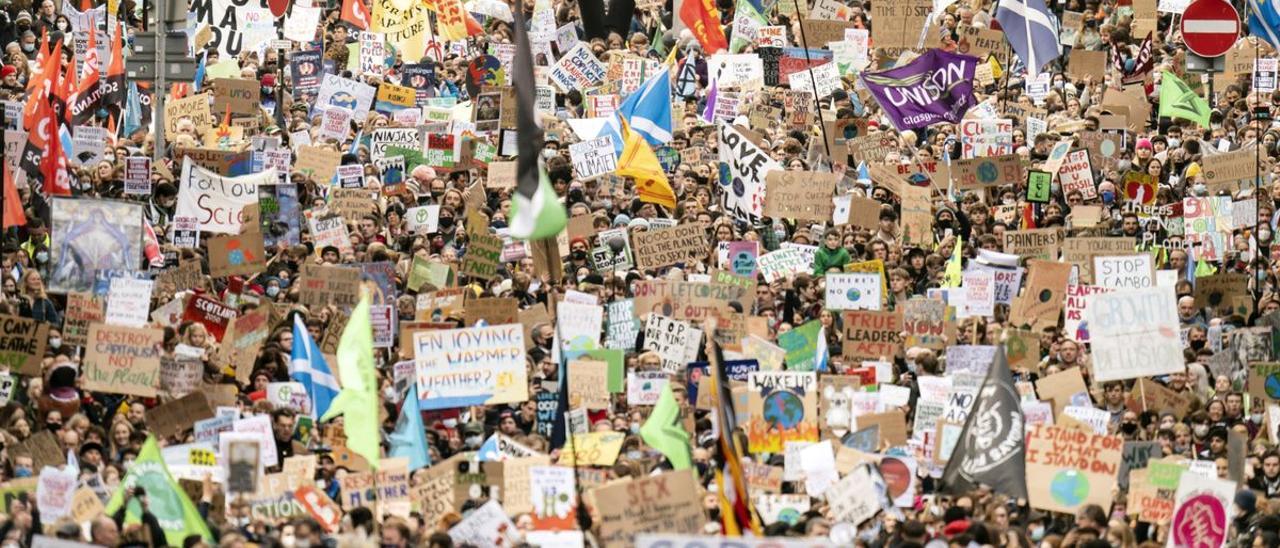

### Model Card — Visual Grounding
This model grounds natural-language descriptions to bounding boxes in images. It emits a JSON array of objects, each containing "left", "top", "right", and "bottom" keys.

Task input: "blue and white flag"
[
  {"left": 1249, "top": 0, "right": 1280, "bottom": 50},
  {"left": 388, "top": 384, "right": 431, "bottom": 471},
  {"left": 289, "top": 315, "right": 340, "bottom": 419},
  {"left": 597, "top": 68, "right": 674, "bottom": 156},
  {"left": 996, "top": 0, "right": 1060, "bottom": 78}
]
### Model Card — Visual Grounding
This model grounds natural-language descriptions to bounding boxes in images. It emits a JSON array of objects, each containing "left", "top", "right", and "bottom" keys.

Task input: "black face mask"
[
  {"left": 438, "top": 217, "right": 454, "bottom": 230},
  {"left": 1190, "top": 339, "right": 1207, "bottom": 351},
  {"left": 1121, "top": 422, "right": 1139, "bottom": 435},
  {"left": 571, "top": 250, "right": 587, "bottom": 261}
]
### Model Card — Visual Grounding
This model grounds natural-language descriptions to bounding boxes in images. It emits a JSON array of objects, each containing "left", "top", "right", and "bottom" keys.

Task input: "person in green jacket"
[{"left": 812, "top": 228, "right": 851, "bottom": 276}]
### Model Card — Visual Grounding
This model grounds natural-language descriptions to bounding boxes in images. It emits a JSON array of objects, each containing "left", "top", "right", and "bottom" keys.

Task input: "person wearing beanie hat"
[
  {"left": 627, "top": 217, "right": 650, "bottom": 232},
  {"left": 613, "top": 213, "right": 631, "bottom": 227}
]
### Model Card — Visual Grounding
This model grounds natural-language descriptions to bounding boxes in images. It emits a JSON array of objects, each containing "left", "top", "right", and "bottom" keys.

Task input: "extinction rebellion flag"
[{"left": 859, "top": 49, "right": 980, "bottom": 132}]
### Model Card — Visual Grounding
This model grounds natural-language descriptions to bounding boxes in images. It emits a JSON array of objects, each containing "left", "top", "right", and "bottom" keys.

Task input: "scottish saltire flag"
[
  {"left": 289, "top": 315, "right": 340, "bottom": 419},
  {"left": 996, "top": 0, "right": 1060, "bottom": 78},
  {"left": 1249, "top": 0, "right": 1280, "bottom": 49},
  {"left": 597, "top": 68, "right": 675, "bottom": 156}
]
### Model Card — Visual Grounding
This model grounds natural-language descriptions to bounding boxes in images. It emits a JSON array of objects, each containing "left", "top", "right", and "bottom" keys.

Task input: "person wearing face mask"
[{"left": 461, "top": 421, "right": 485, "bottom": 449}]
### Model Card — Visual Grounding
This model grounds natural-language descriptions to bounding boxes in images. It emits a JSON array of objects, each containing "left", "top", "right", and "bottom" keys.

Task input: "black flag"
[{"left": 940, "top": 347, "right": 1028, "bottom": 499}]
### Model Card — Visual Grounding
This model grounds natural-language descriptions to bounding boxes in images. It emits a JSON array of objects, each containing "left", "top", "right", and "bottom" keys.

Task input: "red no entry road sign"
[{"left": 1181, "top": 0, "right": 1241, "bottom": 58}]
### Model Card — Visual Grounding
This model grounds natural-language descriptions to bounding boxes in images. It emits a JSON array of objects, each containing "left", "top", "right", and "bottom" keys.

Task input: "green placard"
[{"left": 1027, "top": 169, "right": 1052, "bottom": 203}]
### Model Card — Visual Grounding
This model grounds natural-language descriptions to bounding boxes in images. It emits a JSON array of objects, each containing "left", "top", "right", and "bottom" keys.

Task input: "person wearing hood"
[{"left": 934, "top": 205, "right": 970, "bottom": 245}]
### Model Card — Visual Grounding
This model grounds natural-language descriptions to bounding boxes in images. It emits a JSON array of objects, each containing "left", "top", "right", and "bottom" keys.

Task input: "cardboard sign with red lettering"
[
  {"left": 83, "top": 323, "right": 164, "bottom": 397},
  {"left": 591, "top": 469, "right": 704, "bottom": 546},
  {"left": 1025, "top": 424, "right": 1123, "bottom": 514},
  {"left": 182, "top": 294, "right": 238, "bottom": 341},
  {"left": 841, "top": 310, "right": 903, "bottom": 361}
]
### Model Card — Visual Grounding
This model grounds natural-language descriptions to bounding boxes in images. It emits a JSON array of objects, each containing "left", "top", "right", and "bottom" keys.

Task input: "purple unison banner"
[{"left": 859, "top": 49, "right": 980, "bottom": 132}]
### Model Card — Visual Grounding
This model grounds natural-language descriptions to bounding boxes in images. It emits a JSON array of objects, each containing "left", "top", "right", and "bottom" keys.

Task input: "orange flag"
[{"left": 2, "top": 163, "right": 26, "bottom": 229}]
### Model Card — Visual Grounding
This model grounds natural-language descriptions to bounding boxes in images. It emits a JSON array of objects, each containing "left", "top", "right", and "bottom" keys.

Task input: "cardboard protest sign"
[
  {"left": 631, "top": 224, "right": 708, "bottom": 271},
  {"left": 1025, "top": 424, "right": 1123, "bottom": 514},
  {"left": 902, "top": 298, "right": 947, "bottom": 350},
  {"left": 1127, "top": 377, "right": 1191, "bottom": 418},
  {"left": 164, "top": 93, "right": 214, "bottom": 136},
  {"left": 460, "top": 231, "right": 503, "bottom": 280},
  {"left": 1086, "top": 286, "right": 1183, "bottom": 382},
  {"left": 746, "top": 372, "right": 818, "bottom": 453},
  {"left": 1093, "top": 254, "right": 1155, "bottom": 290},
  {"left": 825, "top": 273, "right": 881, "bottom": 310},
  {"left": 1127, "top": 462, "right": 1181, "bottom": 524},
  {"left": 1035, "top": 367, "right": 1090, "bottom": 417},
  {"left": 842, "top": 310, "right": 902, "bottom": 361},
  {"left": 870, "top": 0, "right": 930, "bottom": 48},
  {"left": 207, "top": 231, "right": 266, "bottom": 277},
  {"left": 1010, "top": 260, "right": 1072, "bottom": 329},
  {"left": 212, "top": 78, "right": 259, "bottom": 116},
  {"left": 1064, "top": 284, "right": 1112, "bottom": 342},
  {"left": 763, "top": 171, "right": 837, "bottom": 222},
  {"left": 0, "top": 315, "right": 49, "bottom": 376},
  {"left": 1202, "top": 146, "right": 1259, "bottom": 188},
  {"left": 592, "top": 469, "right": 703, "bottom": 545},
  {"left": 147, "top": 392, "right": 216, "bottom": 438},
  {"left": 83, "top": 324, "right": 164, "bottom": 397},
  {"left": 297, "top": 264, "right": 362, "bottom": 310},
  {"left": 293, "top": 145, "right": 343, "bottom": 184},
  {"left": 415, "top": 324, "right": 528, "bottom": 410},
  {"left": 951, "top": 154, "right": 1023, "bottom": 190},
  {"left": 1002, "top": 229, "right": 1061, "bottom": 262},
  {"left": 1062, "top": 237, "right": 1137, "bottom": 283}
]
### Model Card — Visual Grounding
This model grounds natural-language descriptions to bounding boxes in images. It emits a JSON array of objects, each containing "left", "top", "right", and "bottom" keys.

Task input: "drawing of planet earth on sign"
[
  {"left": 763, "top": 391, "right": 804, "bottom": 429},
  {"left": 1266, "top": 373, "right": 1280, "bottom": 399},
  {"left": 1050, "top": 470, "right": 1089, "bottom": 507},
  {"left": 845, "top": 288, "right": 862, "bottom": 302}
]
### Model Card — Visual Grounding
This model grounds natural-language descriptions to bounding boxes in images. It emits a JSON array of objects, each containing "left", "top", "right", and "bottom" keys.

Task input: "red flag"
[
  {"left": 464, "top": 11, "right": 485, "bottom": 36},
  {"left": 20, "top": 100, "right": 52, "bottom": 178},
  {"left": 103, "top": 22, "right": 125, "bottom": 105},
  {"left": 679, "top": 0, "right": 727, "bottom": 54},
  {"left": 342, "top": 0, "right": 370, "bottom": 30},
  {"left": 38, "top": 103, "right": 70, "bottom": 197},
  {"left": 55, "top": 53, "right": 77, "bottom": 124},
  {"left": 25, "top": 28, "right": 48, "bottom": 94},
  {"left": 22, "top": 38, "right": 60, "bottom": 131},
  {"left": 2, "top": 162, "right": 26, "bottom": 229}
]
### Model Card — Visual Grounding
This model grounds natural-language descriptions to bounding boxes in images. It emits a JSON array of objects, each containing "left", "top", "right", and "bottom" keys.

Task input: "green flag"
[
  {"left": 104, "top": 436, "right": 213, "bottom": 547},
  {"left": 320, "top": 289, "right": 382, "bottom": 470},
  {"left": 1158, "top": 71, "right": 1210, "bottom": 128},
  {"left": 639, "top": 383, "right": 692, "bottom": 470}
]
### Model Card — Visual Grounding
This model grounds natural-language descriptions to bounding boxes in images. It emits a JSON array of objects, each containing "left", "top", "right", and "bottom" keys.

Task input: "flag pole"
[{"left": 789, "top": 0, "right": 834, "bottom": 167}]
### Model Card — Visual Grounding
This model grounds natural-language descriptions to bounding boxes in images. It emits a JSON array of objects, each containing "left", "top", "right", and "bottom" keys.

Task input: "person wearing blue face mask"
[{"left": 10, "top": 455, "right": 31, "bottom": 478}]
